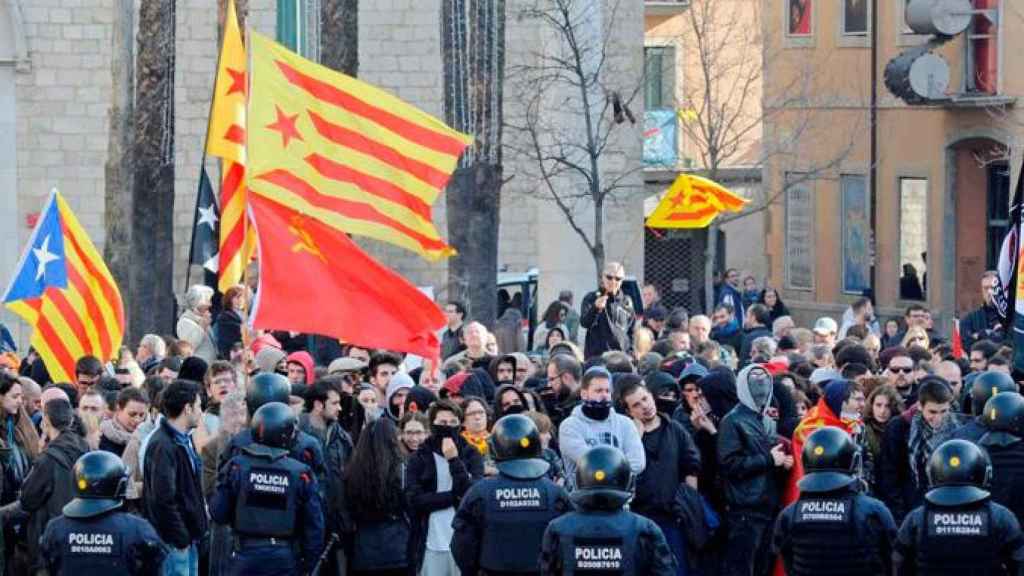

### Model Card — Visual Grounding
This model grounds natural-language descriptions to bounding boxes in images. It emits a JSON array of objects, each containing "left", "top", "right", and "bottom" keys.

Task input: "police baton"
[{"left": 307, "top": 532, "right": 340, "bottom": 576}]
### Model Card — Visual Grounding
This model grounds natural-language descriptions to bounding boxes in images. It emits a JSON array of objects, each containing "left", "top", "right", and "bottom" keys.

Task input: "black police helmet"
[
  {"left": 488, "top": 414, "right": 549, "bottom": 479},
  {"left": 63, "top": 451, "right": 129, "bottom": 519},
  {"left": 971, "top": 371, "right": 1017, "bottom": 416},
  {"left": 925, "top": 439, "right": 992, "bottom": 506},
  {"left": 982, "top": 392, "right": 1024, "bottom": 434},
  {"left": 251, "top": 401, "right": 298, "bottom": 450},
  {"left": 248, "top": 372, "right": 291, "bottom": 417},
  {"left": 798, "top": 426, "right": 857, "bottom": 493},
  {"left": 572, "top": 446, "right": 634, "bottom": 511}
]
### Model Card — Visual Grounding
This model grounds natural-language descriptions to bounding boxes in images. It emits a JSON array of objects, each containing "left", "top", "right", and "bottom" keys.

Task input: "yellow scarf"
[{"left": 462, "top": 430, "right": 489, "bottom": 456}]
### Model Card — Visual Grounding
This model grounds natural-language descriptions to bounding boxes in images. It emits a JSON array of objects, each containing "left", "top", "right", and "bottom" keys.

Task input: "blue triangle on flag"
[{"left": 3, "top": 193, "right": 68, "bottom": 303}]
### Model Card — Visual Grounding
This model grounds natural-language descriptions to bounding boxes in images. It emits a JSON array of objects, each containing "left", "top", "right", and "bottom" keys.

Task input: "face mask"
[
  {"left": 655, "top": 397, "right": 679, "bottom": 415},
  {"left": 364, "top": 406, "right": 382, "bottom": 423},
  {"left": 582, "top": 399, "right": 612, "bottom": 420},
  {"left": 431, "top": 423, "right": 461, "bottom": 441},
  {"left": 747, "top": 369, "right": 773, "bottom": 411},
  {"left": 503, "top": 403, "right": 526, "bottom": 415}
]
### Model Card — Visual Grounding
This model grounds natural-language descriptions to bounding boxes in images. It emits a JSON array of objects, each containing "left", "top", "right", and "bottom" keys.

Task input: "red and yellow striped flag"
[
  {"left": 645, "top": 174, "right": 748, "bottom": 229},
  {"left": 246, "top": 32, "right": 472, "bottom": 260},
  {"left": 206, "top": 0, "right": 249, "bottom": 291},
  {"left": 2, "top": 190, "right": 125, "bottom": 383}
]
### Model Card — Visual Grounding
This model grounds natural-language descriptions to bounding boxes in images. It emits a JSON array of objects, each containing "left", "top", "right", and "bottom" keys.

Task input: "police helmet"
[
  {"left": 925, "top": 439, "right": 992, "bottom": 506},
  {"left": 62, "top": 451, "right": 129, "bottom": 519},
  {"left": 247, "top": 372, "right": 291, "bottom": 417},
  {"left": 982, "top": 392, "right": 1024, "bottom": 434},
  {"left": 797, "top": 426, "right": 857, "bottom": 493},
  {"left": 251, "top": 401, "right": 298, "bottom": 450},
  {"left": 970, "top": 371, "right": 1017, "bottom": 416},
  {"left": 488, "top": 414, "right": 550, "bottom": 479},
  {"left": 572, "top": 446, "right": 634, "bottom": 511}
]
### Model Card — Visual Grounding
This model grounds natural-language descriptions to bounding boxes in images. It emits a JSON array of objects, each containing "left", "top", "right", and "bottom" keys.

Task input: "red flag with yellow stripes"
[
  {"left": 246, "top": 32, "right": 471, "bottom": 260},
  {"left": 206, "top": 0, "right": 250, "bottom": 291}
]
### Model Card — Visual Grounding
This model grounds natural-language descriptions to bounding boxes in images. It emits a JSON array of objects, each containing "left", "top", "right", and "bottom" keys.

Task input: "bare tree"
[
  {"left": 505, "top": 0, "right": 643, "bottom": 277},
  {"left": 442, "top": 0, "right": 506, "bottom": 327},
  {"left": 675, "top": 0, "right": 859, "bottom": 310},
  {"left": 321, "top": 0, "right": 358, "bottom": 76}
]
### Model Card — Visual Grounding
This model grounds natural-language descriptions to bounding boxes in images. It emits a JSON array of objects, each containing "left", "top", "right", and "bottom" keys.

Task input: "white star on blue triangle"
[{"left": 2, "top": 196, "right": 68, "bottom": 303}]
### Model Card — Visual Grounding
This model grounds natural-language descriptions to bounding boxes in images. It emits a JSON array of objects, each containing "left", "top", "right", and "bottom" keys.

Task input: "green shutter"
[
  {"left": 277, "top": 0, "right": 300, "bottom": 51},
  {"left": 276, "top": 0, "right": 320, "bottom": 59}
]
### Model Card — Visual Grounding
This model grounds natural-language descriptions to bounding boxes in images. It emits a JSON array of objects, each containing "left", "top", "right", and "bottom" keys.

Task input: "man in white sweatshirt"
[{"left": 559, "top": 367, "right": 645, "bottom": 490}]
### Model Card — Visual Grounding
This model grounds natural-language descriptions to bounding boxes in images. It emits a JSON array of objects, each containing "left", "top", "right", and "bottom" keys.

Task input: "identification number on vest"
[
  {"left": 796, "top": 499, "right": 850, "bottom": 523},
  {"left": 493, "top": 487, "right": 545, "bottom": 510},
  {"left": 927, "top": 511, "right": 990, "bottom": 537},
  {"left": 573, "top": 540, "right": 624, "bottom": 571},
  {"left": 66, "top": 531, "right": 119, "bottom": 556},
  {"left": 249, "top": 470, "right": 290, "bottom": 495}
]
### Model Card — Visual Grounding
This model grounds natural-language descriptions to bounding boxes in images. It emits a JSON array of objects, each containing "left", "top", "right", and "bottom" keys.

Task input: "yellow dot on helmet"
[
  {"left": 595, "top": 470, "right": 606, "bottom": 481},
  {"left": 991, "top": 409, "right": 998, "bottom": 420},
  {"left": 950, "top": 456, "right": 961, "bottom": 468},
  {"left": 520, "top": 437, "right": 530, "bottom": 448},
  {"left": 813, "top": 445, "right": 825, "bottom": 456},
  {"left": 77, "top": 478, "right": 87, "bottom": 490},
  {"left": 993, "top": 387, "right": 999, "bottom": 397}
]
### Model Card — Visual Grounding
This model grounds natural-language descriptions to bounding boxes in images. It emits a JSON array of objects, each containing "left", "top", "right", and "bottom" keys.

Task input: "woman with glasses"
[{"left": 398, "top": 412, "right": 429, "bottom": 459}]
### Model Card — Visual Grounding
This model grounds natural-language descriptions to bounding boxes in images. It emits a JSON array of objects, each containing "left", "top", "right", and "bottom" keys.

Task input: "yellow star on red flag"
[{"left": 645, "top": 174, "right": 748, "bottom": 229}]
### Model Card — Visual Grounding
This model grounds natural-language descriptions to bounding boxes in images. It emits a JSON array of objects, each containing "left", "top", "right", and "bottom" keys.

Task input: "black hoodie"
[{"left": 21, "top": 430, "right": 90, "bottom": 569}]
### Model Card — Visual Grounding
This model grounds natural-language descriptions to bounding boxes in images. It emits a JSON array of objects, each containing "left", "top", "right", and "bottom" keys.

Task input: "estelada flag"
[
  {"left": 247, "top": 193, "right": 446, "bottom": 359},
  {"left": 646, "top": 173, "right": 748, "bottom": 229},
  {"left": 246, "top": 32, "right": 472, "bottom": 261},
  {"left": 2, "top": 190, "right": 125, "bottom": 383}
]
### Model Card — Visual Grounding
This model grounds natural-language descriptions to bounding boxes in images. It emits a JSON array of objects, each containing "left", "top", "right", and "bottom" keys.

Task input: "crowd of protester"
[{"left": 0, "top": 263, "right": 1019, "bottom": 575}]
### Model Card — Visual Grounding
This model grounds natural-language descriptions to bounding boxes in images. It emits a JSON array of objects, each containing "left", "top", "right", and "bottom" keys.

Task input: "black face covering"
[
  {"left": 430, "top": 423, "right": 461, "bottom": 441},
  {"left": 655, "top": 397, "right": 679, "bottom": 416},
  {"left": 581, "top": 399, "right": 612, "bottom": 420},
  {"left": 503, "top": 403, "right": 526, "bottom": 415}
]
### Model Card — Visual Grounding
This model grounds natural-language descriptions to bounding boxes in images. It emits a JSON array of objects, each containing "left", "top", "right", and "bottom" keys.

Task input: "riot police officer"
[
  {"left": 453, "top": 414, "right": 571, "bottom": 575},
  {"left": 220, "top": 372, "right": 326, "bottom": 482},
  {"left": 540, "top": 445, "right": 676, "bottom": 576},
  {"left": 39, "top": 451, "right": 166, "bottom": 575},
  {"left": 210, "top": 402, "right": 325, "bottom": 576},
  {"left": 894, "top": 439, "right": 1024, "bottom": 576},
  {"left": 953, "top": 371, "right": 1018, "bottom": 442},
  {"left": 772, "top": 426, "right": 897, "bottom": 575},
  {"left": 980, "top": 392, "right": 1024, "bottom": 524}
]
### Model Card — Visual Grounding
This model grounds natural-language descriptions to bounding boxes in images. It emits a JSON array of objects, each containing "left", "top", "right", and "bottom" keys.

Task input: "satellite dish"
[
  {"left": 884, "top": 46, "right": 950, "bottom": 103},
  {"left": 905, "top": 0, "right": 973, "bottom": 36}
]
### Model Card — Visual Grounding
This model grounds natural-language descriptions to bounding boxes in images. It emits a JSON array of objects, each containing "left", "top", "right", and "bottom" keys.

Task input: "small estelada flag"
[{"left": 646, "top": 174, "right": 748, "bottom": 229}]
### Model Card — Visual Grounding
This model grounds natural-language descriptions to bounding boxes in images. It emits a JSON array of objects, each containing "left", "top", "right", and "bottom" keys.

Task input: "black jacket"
[
  {"left": 717, "top": 403, "right": 781, "bottom": 516},
  {"left": 404, "top": 436, "right": 484, "bottom": 572},
  {"left": 298, "top": 415, "right": 354, "bottom": 533},
  {"left": 214, "top": 309, "right": 243, "bottom": 359},
  {"left": 633, "top": 414, "right": 701, "bottom": 521},
  {"left": 20, "top": 431, "right": 89, "bottom": 569},
  {"left": 580, "top": 289, "right": 635, "bottom": 360},
  {"left": 877, "top": 409, "right": 922, "bottom": 524},
  {"left": 961, "top": 304, "right": 1004, "bottom": 348},
  {"left": 739, "top": 325, "right": 772, "bottom": 366},
  {"left": 143, "top": 418, "right": 209, "bottom": 548}
]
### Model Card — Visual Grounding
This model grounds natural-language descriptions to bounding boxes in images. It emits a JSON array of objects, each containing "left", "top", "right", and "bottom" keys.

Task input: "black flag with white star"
[{"left": 188, "top": 165, "right": 220, "bottom": 281}]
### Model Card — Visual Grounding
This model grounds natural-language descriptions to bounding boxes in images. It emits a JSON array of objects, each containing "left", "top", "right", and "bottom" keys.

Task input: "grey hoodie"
[
  {"left": 558, "top": 403, "right": 646, "bottom": 491},
  {"left": 736, "top": 364, "right": 776, "bottom": 437}
]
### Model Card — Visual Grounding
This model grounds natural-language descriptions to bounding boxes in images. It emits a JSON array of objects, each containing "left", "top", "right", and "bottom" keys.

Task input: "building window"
[
  {"left": 899, "top": 177, "right": 928, "bottom": 301},
  {"left": 644, "top": 46, "right": 675, "bottom": 110},
  {"left": 785, "top": 174, "right": 814, "bottom": 290},
  {"left": 987, "top": 163, "right": 1010, "bottom": 270},
  {"left": 277, "top": 0, "right": 321, "bottom": 60},
  {"left": 841, "top": 174, "right": 870, "bottom": 294},
  {"left": 842, "top": 0, "right": 867, "bottom": 35},
  {"left": 787, "top": 0, "right": 812, "bottom": 36}
]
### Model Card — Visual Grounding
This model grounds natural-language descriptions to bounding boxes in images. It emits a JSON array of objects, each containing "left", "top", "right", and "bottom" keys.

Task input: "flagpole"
[{"left": 239, "top": 23, "right": 254, "bottom": 353}]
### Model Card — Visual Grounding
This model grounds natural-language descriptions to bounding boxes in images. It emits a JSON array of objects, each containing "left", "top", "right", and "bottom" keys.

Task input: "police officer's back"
[
  {"left": 39, "top": 451, "right": 166, "bottom": 575},
  {"left": 540, "top": 445, "right": 676, "bottom": 576},
  {"left": 895, "top": 439, "right": 1024, "bottom": 576},
  {"left": 979, "top": 392, "right": 1024, "bottom": 524},
  {"left": 772, "top": 426, "right": 896, "bottom": 576},
  {"left": 210, "top": 402, "right": 325, "bottom": 576},
  {"left": 952, "top": 372, "right": 1017, "bottom": 443},
  {"left": 453, "top": 414, "right": 571, "bottom": 575}
]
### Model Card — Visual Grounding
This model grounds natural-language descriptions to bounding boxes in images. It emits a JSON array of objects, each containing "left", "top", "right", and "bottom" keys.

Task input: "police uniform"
[
  {"left": 979, "top": 392, "right": 1024, "bottom": 524},
  {"left": 540, "top": 445, "right": 676, "bottom": 576},
  {"left": 39, "top": 451, "right": 166, "bottom": 575},
  {"left": 894, "top": 438, "right": 1024, "bottom": 576},
  {"left": 773, "top": 426, "right": 896, "bottom": 576},
  {"left": 452, "top": 414, "right": 571, "bottom": 575},
  {"left": 210, "top": 402, "right": 326, "bottom": 576}
]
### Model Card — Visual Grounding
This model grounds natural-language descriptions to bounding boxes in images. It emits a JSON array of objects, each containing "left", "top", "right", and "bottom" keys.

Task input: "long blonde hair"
[{"left": 900, "top": 326, "right": 929, "bottom": 350}]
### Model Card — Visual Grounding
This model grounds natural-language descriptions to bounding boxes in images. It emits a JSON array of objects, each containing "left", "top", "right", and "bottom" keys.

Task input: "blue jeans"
[
  {"left": 654, "top": 517, "right": 690, "bottom": 576},
  {"left": 163, "top": 543, "right": 199, "bottom": 576}
]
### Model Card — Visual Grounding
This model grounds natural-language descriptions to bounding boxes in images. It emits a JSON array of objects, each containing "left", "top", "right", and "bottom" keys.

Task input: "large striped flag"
[
  {"left": 206, "top": 0, "right": 249, "bottom": 291},
  {"left": 2, "top": 190, "right": 125, "bottom": 383},
  {"left": 246, "top": 32, "right": 472, "bottom": 260},
  {"left": 645, "top": 174, "right": 748, "bottom": 229}
]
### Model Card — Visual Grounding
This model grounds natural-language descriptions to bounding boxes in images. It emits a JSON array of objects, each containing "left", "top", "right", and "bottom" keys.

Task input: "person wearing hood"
[
  {"left": 286, "top": 351, "right": 316, "bottom": 386},
  {"left": 717, "top": 364, "right": 793, "bottom": 576},
  {"left": 255, "top": 345, "right": 288, "bottom": 376},
  {"left": 452, "top": 414, "right": 571, "bottom": 575},
  {"left": 620, "top": 376, "right": 700, "bottom": 575},
  {"left": 493, "top": 384, "right": 529, "bottom": 421},
  {"left": 558, "top": 367, "right": 645, "bottom": 490},
  {"left": 405, "top": 399, "right": 484, "bottom": 575},
  {"left": 489, "top": 354, "right": 518, "bottom": 389},
  {"left": 384, "top": 372, "right": 415, "bottom": 421}
]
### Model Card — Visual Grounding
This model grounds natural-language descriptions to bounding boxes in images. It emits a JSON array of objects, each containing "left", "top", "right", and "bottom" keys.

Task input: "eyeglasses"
[
  {"left": 465, "top": 410, "right": 486, "bottom": 418},
  {"left": 604, "top": 275, "right": 624, "bottom": 282},
  {"left": 889, "top": 366, "right": 914, "bottom": 374},
  {"left": 548, "top": 373, "right": 565, "bottom": 384}
]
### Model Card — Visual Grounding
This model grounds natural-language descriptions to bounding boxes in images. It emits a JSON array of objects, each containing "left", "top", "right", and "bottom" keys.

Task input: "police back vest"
[
  {"left": 982, "top": 440, "right": 1024, "bottom": 524},
  {"left": 789, "top": 493, "right": 877, "bottom": 576},
  {"left": 479, "top": 475, "right": 563, "bottom": 572},
  {"left": 50, "top": 514, "right": 132, "bottom": 575},
  {"left": 232, "top": 451, "right": 306, "bottom": 539},
  {"left": 917, "top": 501, "right": 1002, "bottom": 575},
  {"left": 556, "top": 510, "right": 640, "bottom": 576}
]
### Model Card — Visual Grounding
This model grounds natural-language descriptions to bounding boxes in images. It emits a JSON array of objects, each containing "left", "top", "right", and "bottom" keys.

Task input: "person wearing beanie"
[
  {"left": 177, "top": 356, "right": 208, "bottom": 385},
  {"left": 404, "top": 386, "right": 438, "bottom": 416},
  {"left": 286, "top": 351, "right": 316, "bottom": 386},
  {"left": 385, "top": 373, "right": 415, "bottom": 420},
  {"left": 254, "top": 346, "right": 287, "bottom": 375}
]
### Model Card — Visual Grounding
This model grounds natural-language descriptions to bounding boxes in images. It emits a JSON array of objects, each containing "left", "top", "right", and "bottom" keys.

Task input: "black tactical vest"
[
  {"left": 789, "top": 494, "right": 876, "bottom": 575},
  {"left": 983, "top": 441, "right": 1024, "bottom": 524},
  {"left": 917, "top": 502, "right": 1001, "bottom": 575},
  {"left": 557, "top": 510, "right": 639, "bottom": 576},
  {"left": 479, "top": 475, "right": 562, "bottom": 572},
  {"left": 57, "top": 519, "right": 128, "bottom": 574},
  {"left": 232, "top": 452, "right": 305, "bottom": 538}
]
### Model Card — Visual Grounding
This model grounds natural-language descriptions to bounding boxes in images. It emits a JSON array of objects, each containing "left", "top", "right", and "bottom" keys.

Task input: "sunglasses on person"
[{"left": 889, "top": 366, "right": 914, "bottom": 374}]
